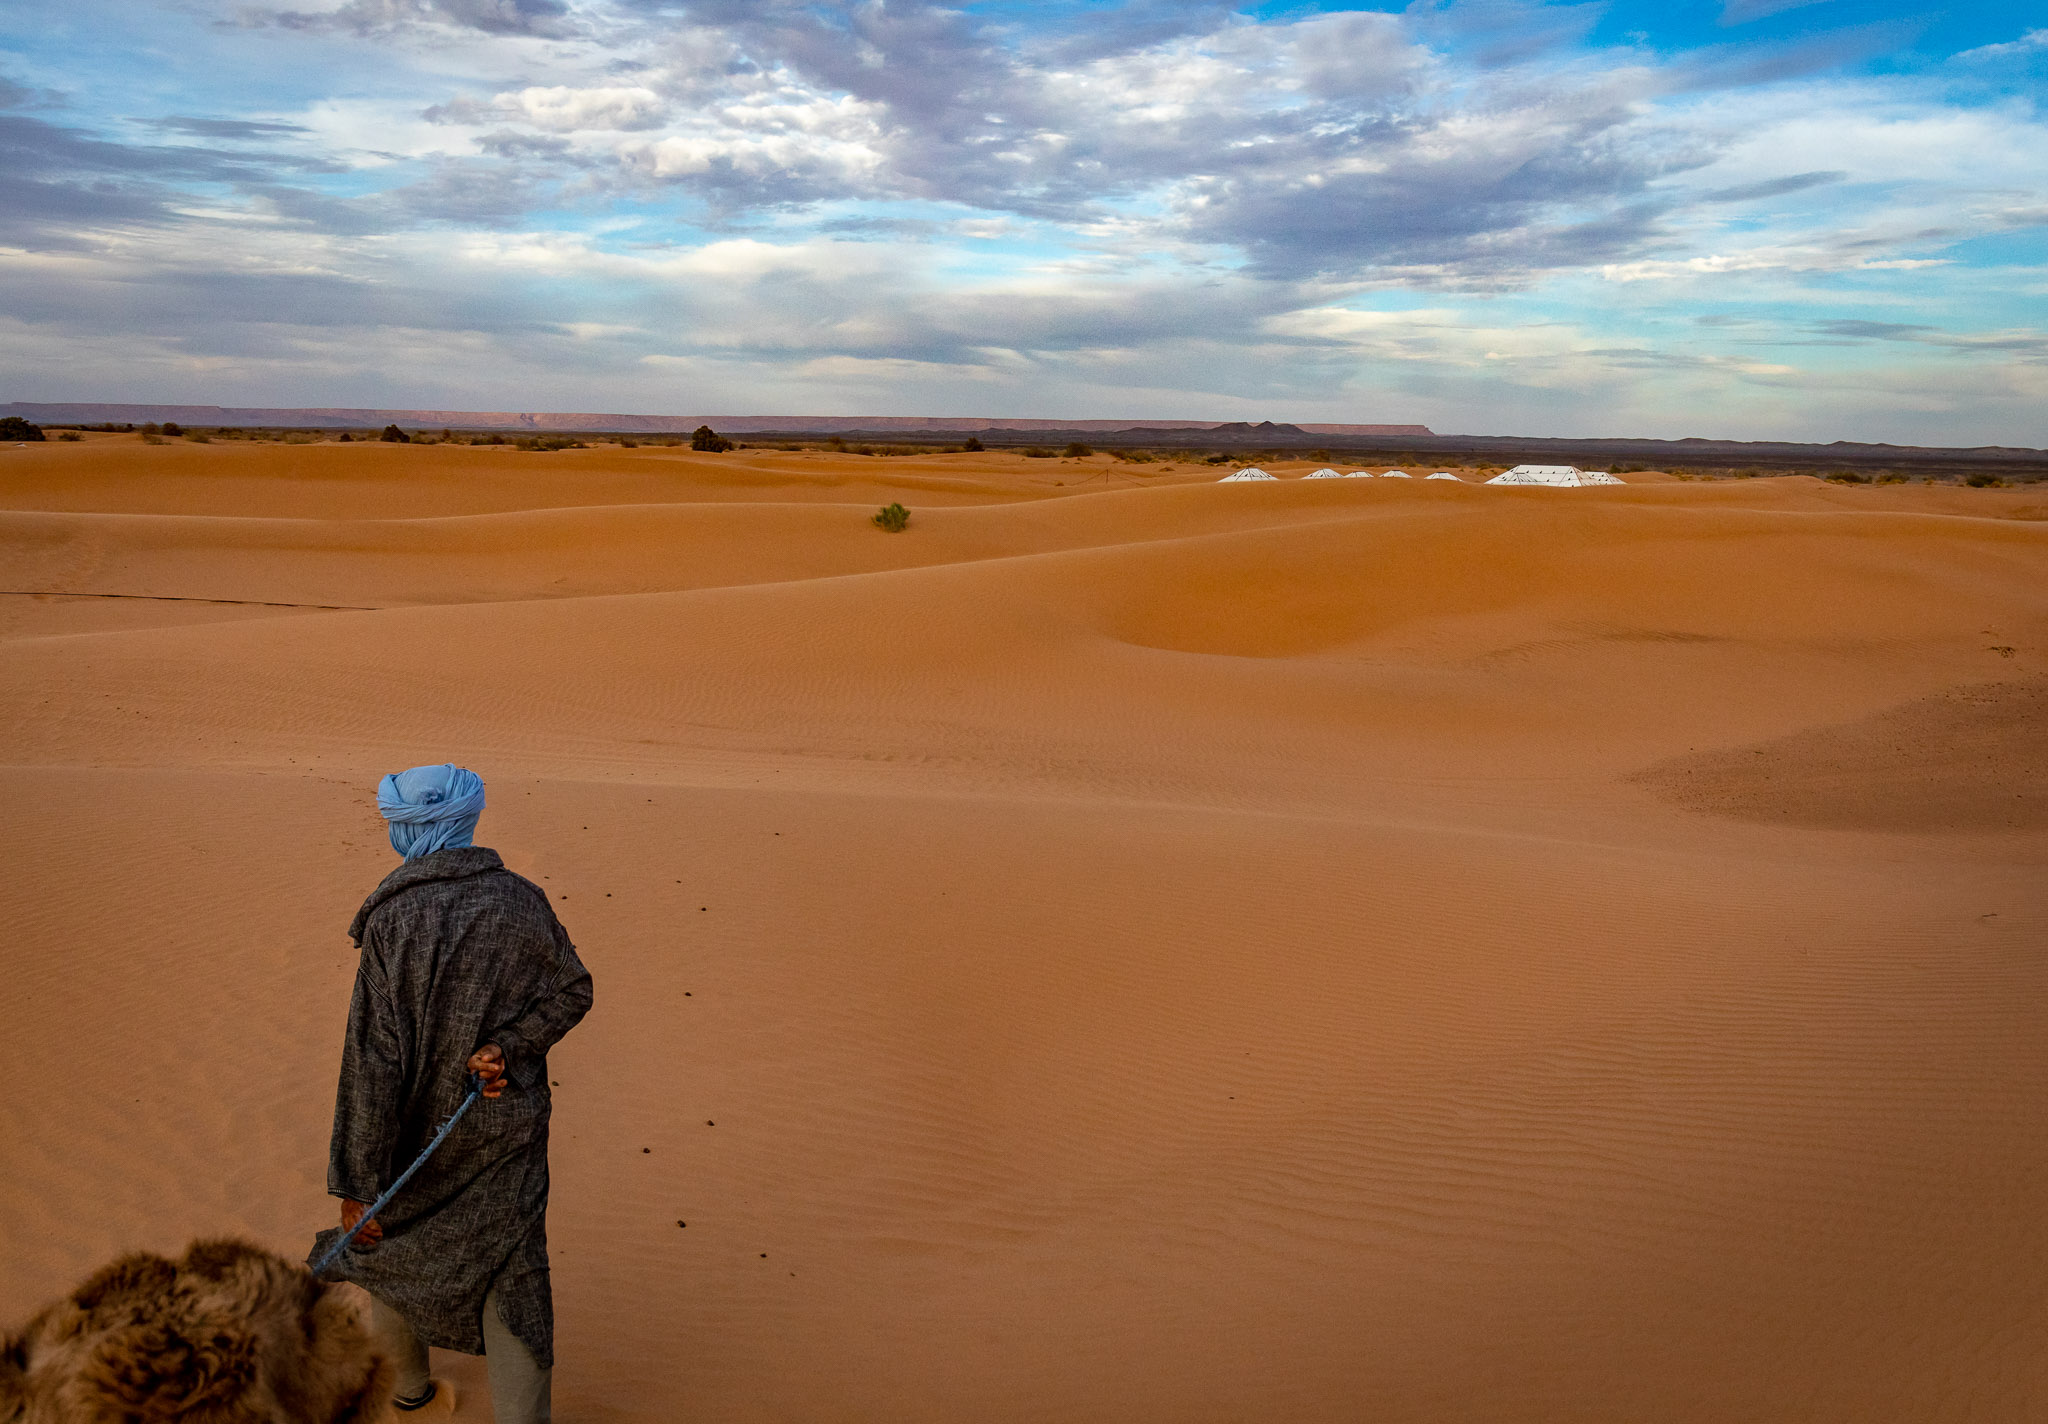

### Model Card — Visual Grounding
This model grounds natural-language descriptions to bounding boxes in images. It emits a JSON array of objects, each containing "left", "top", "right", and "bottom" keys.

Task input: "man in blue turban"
[{"left": 312, "top": 764, "right": 592, "bottom": 1423}]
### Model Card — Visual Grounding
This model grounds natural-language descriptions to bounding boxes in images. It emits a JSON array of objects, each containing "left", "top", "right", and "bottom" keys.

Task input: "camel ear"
[
  {"left": 91, "top": 1324, "right": 256, "bottom": 1417},
  {"left": 1, "top": 1332, "right": 30, "bottom": 1424}
]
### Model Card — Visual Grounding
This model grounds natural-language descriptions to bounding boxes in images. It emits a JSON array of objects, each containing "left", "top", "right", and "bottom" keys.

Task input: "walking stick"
[{"left": 313, "top": 1073, "right": 484, "bottom": 1275}]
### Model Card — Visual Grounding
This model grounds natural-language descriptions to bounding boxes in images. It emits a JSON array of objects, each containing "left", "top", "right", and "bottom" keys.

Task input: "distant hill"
[{"left": 0, "top": 403, "right": 1434, "bottom": 438}]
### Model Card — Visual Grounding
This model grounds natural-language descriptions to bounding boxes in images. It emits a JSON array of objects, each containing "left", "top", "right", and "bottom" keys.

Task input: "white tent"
[
  {"left": 1485, "top": 464, "right": 1624, "bottom": 486},
  {"left": 1219, "top": 467, "right": 1276, "bottom": 482},
  {"left": 1343, "top": 470, "right": 1375, "bottom": 478},
  {"left": 1426, "top": 472, "right": 1461, "bottom": 481},
  {"left": 1304, "top": 468, "right": 1344, "bottom": 479},
  {"left": 1378, "top": 469, "right": 1411, "bottom": 478}
]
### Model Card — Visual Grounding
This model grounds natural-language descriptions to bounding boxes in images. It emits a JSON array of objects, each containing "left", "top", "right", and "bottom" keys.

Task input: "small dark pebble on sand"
[
  {"left": 642, "top": 1147, "right": 650, "bottom": 1154},
  {"left": 677, "top": 1221, "right": 686, "bottom": 1228},
  {"left": 707, "top": 1120, "right": 715, "bottom": 1126}
]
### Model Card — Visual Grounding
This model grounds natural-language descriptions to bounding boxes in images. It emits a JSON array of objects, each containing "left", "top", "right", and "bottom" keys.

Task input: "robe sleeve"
[
  {"left": 328, "top": 940, "right": 408, "bottom": 1202},
  {"left": 486, "top": 930, "right": 593, "bottom": 1089}
]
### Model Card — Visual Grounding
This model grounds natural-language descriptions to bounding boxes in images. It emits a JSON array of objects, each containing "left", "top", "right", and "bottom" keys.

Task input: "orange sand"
[{"left": 3, "top": 438, "right": 2045, "bottom": 1422}]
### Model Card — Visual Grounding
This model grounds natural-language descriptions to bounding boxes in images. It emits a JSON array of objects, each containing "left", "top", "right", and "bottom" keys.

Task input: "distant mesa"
[{"left": 0, "top": 402, "right": 1434, "bottom": 439}]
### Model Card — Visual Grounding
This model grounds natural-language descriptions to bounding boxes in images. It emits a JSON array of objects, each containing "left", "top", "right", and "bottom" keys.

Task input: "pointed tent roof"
[
  {"left": 1426, "top": 471, "right": 1461, "bottom": 480},
  {"left": 1485, "top": 464, "right": 1625, "bottom": 486},
  {"left": 1343, "top": 470, "right": 1375, "bottom": 478},
  {"left": 1304, "top": 468, "right": 1344, "bottom": 479},
  {"left": 1378, "top": 470, "right": 1411, "bottom": 478},
  {"left": 1219, "top": 467, "right": 1277, "bottom": 482}
]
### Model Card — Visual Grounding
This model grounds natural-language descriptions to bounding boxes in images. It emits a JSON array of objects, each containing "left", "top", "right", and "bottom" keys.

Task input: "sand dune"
[{"left": 2, "top": 440, "right": 2044, "bottom": 1421}]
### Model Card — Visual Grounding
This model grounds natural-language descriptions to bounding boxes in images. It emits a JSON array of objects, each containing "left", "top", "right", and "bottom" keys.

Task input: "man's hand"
[
  {"left": 340, "top": 1198, "right": 383, "bottom": 1247},
  {"left": 467, "top": 1043, "right": 509, "bottom": 1099}
]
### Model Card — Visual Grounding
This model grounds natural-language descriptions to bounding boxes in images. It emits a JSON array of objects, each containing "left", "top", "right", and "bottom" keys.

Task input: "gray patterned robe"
[{"left": 309, "top": 846, "right": 592, "bottom": 1367}]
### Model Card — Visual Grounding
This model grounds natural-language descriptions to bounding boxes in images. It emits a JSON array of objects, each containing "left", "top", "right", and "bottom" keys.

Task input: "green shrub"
[
  {"left": 1825, "top": 471, "right": 1869, "bottom": 484},
  {"left": 872, "top": 502, "right": 910, "bottom": 532},
  {"left": 57, "top": 430, "right": 80, "bottom": 442},
  {"left": 0, "top": 415, "right": 45, "bottom": 441},
  {"left": 1965, "top": 473, "right": 2005, "bottom": 488},
  {"left": 691, "top": 424, "right": 733, "bottom": 452},
  {"left": 380, "top": 424, "right": 411, "bottom": 443}
]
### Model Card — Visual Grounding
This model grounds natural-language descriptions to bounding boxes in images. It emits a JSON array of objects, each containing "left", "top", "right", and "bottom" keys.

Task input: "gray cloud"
[
  {"left": 152, "top": 115, "right": 314, "bottom": 139},
  {"left": 261, "top": 0, "right": 571, "bottom": 36},
  {"left": 1701, "top": 170, "right": 1847, "bottom": 202}
]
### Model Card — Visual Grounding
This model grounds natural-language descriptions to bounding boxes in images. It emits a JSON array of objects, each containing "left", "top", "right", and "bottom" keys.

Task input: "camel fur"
[{"left": 0, "top": 1239, "right": 392, "bottom": 1424}]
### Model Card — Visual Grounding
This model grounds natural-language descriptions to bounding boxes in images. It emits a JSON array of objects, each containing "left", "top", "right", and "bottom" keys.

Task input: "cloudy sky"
[{"left": 2, "top": 0, "right": 2044, "bottom": 441}]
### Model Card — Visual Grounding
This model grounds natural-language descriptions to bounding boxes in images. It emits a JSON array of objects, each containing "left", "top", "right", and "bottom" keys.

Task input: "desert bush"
[
  {"left": 482, "top": 432, "right": 506, "bottom": 445},
  {"left": 1112, "top": 449, "right": 1156, "bottom": 463},
  {"left": 691, "top": 424, "right": 733, "bottom": 452},
  {"left": 872, "top": 502, "right": 910, "bottom": 532},
  {"left": 0, "top": 415, "right": 45, "bottom": 441},
  {"left": 962, "top": 436, "right": 984, "bottom": 451},
  {"left": 1204, "top": 453, "right": 1230, "bottom": 464},
  {"left": 1875, "top": 472, "right": 1907, "bottom": 484},
  {"left": 1966, "top": 473, "right": 2005, "bottom": 488},
  {"left": 618, "top": 437, "right": 638, "bottom": 448},
  {"left": 140, "top": 432, "right": 164, "bottom": 445},
  {"left": 141, "top": 422, "right": 161, "bottom": 435},
  {"left": 189, "top": 433, "right": 211, "bottom": 443},
  {"left": 338, "top": 432, "right": 354, "bottom": 442},
  {"left": 1022, "top": 447, "right": 1054, "bottom": 458},
  {"left": 161, "top": 421, "right": 183, "bottom": 437},
  {"left": 1825, "top": 471, "right": 1868, "bottom": 483},
  {"left": 57, "top": 430, "right": 81, "bottom": 442},
  {"left": 380, "top": 424, "right": 411, "bottom": 443},
  {"left": 1063, "top": 442, "right": 1093, "bottom": 457}
]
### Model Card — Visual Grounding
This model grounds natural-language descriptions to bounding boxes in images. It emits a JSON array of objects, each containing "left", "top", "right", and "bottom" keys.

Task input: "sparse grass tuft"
[{"left": 872, "top": 502, "right": 910, "bottom": 532}]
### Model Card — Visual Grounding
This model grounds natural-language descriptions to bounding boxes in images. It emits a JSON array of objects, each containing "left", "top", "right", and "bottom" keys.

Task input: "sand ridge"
[{"left": 2, "top": 440, "right": 2045, "bottom": 1422}]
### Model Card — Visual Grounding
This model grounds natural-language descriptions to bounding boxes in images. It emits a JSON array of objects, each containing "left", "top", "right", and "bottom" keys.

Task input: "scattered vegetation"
[
  {"left": 1022, "top": 447, "right": 1054, "bottom": 458},
  {"left": 1825, "top": 471, "right": 1869, "bottom": 484},
  {"left": 872, "top": 502, "right": 911, "bottom": 533},
  {"left": 962, "top": 436, "right": 984, "bottom": 452},
  {"left": 1062, "top": 442, "right": 1093, "bottom": 458},
  {"left": 617, "top": 437, "right": 638, "bottom": 448},
  {"left": 140, "top": 432, "right": 165, "bottom": 445},
  {"left": 161, "top": 422, "right": 183, "bottom": 437},
  {"left": 1112, "top": 450, "right": 1157, "bottom": 464},
  {"left": 516, "top": 435, "right": 586, "bottom": 452},
  {"left": 0, "top": 416, "right": 45, "bottom": 441},
  {"left": 338, "top": 432, "right": 354, "bottom": 443},
  {"left": 57, "top": 430, "right": 81, "bottom": 442},
  {"left": 380, "top": 424, "right": 411, "bottom": 443},
  {"left": 691, "top": 424, "right": 733, "bottom": 452},
  {"left": 1966, "top": 473, "right": 2006, "bottom": 488}
]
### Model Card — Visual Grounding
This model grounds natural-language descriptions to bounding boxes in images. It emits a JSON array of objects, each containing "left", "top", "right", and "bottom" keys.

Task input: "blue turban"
[{"left": 377, "top": 764, "right": 486, "bottom": 861}]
